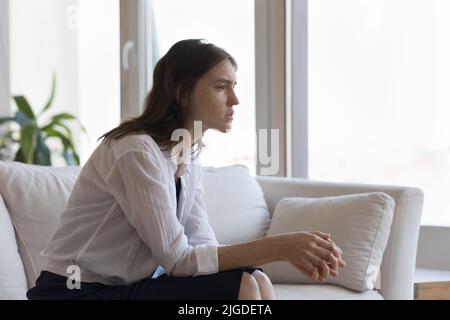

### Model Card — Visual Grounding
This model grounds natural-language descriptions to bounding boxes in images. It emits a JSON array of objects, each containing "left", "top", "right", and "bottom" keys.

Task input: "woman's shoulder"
[{"left": 103, "top": 133, "right": 164, "bottom": 160}]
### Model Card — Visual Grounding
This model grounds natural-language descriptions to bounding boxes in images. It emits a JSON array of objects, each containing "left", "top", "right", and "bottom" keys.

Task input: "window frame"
[
  {"left": 286, "top": 0, "right": 309, "bottom": 179},
  {"left": 255, "top": 0, "right": 288, "bottom": 177},
  {"left": 119, "top": 0, "right": 149, "bottom": 120},
  {"left": 0, "top": 0, "right": 10, "bottom": 119}
]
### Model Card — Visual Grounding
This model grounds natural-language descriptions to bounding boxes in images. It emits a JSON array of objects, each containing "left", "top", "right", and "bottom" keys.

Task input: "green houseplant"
[{"left": 0, "top": 75, "right": 87, "bottom": 166}]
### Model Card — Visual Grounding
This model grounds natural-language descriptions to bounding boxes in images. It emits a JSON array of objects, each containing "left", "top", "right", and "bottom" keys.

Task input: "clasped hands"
[{"left": 283, "top": 231, "right": 346, "bottom": 282}]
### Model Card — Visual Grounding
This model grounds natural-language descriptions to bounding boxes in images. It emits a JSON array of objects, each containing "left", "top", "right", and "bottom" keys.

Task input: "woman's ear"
[{"left": 176, "top": 85, "right": 189, "bottom": 108}]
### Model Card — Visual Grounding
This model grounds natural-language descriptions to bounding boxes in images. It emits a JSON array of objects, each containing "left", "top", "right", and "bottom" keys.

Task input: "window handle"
[{"left": 122, "top": 40, "right": 135, "bottom": 71}]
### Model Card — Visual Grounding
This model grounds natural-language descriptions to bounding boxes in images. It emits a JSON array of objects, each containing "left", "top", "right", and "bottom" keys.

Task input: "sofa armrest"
[{"left": 255, "top": 176, "right": 424, "bottom": 300}]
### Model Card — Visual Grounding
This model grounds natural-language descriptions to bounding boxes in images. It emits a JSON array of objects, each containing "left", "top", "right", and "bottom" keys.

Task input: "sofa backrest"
[
  {"left": 0, "top": 161, "right": 81, "bottom": 289},
  {"left": 201, "top": 165, "right": 270, "bottom": 244}
]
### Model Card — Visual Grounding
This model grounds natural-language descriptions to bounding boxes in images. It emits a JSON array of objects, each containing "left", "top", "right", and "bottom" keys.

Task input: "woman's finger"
[
  {"left": 316, "top": 247, "right": 339, "bottom": 272},
  {"left": 311, "top": 231, "right": 333, "bottom": 243},
  {"left": 299, "top": 257, "right": 316, "bottom": 275},
  {"left": 309, "top": 232, "right": 344, "bottom": 256},
  {"left": 313, "top": 236, "right": 342, "bottom": 258},
  {"left": 320, "top": 260, "right": 330, "bottom": 279},
  {"left": 306, "top": 252, "right": 331, "bottom": 281},
  {"left": 310, "top": 243, "right": 339, "bottom": 270},
  {"left": 292, "top": 262, "right": 315, "bottom": 281},
  {"left": 305, "top": 251, "right": 327, "bottom": 269},
  {"left": 313, "top": 267, "right": 319, "bottom": 281},
  {"left": 311, "top": 231, "right": 331, "bottom": 239}
]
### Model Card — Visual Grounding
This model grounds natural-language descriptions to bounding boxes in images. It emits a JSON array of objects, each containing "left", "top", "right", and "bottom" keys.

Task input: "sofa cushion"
[
  {"left": 0, "top": 194, "right": 28, "bottom": 299},
  {"left": 0, "top": 161, "right": 81, "bottom": 289},
  {"left": 263, "top": 192, "right": 394, "bottom": 291},
  {"left": 202, "top": 164, "right": 271, "bottom": 244},
  {"left": 273, "top": 284, "right": 383, "bottom": 300}
]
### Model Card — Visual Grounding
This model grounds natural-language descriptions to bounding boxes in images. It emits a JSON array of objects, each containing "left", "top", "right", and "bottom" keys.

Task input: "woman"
[{"left": 27, "top": 39, "right": 345, "bottom": 300}]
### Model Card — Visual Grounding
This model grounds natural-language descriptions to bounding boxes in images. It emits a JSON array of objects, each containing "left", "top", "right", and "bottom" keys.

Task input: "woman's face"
[{"left": 184, "top": 59, "right": 239, "bottom": 134}]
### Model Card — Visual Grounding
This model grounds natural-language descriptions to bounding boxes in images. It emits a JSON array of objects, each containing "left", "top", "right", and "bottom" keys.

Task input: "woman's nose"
[{"left": 229, "top": 90, "right": 239, "bottom": 106}]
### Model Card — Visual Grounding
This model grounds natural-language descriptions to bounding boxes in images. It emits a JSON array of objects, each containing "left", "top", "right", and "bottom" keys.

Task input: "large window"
[
  {"left": 8, "top": 0, "right": 120, "bottom": 165},
  {"left": 152, "top": 0, "right": 257, "bottom": 175},
  {"left": 308, "top": 0, "right": 450, "bottom": 225}
]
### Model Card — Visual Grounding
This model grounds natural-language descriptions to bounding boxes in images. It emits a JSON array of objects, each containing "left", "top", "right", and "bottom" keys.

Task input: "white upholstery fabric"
[
  {"left": 256, "top": 176, "right": 424, "bottom": 300},
  {"left": 263, "top": 193, "right": 395, "bottom": 291},
  {"left": 0, "top": 161, "right": 81, "bottom": 288},
  {"left": 273, "top": 284, "right": 383, "bottom": 300},
  {"left": 0, "top": 195, "right": 28, "bottom": 299},
  {"left": 202, "top": 165, "right": 270, "bottom": 244}
]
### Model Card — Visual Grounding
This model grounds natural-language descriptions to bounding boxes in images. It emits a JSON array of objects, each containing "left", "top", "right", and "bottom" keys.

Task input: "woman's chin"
[
  {"left": 212, "top": 127, "right": 231, "bottom": 134},
  {"left": 223, "top": 124, "right": 233, "bottom": 133}
]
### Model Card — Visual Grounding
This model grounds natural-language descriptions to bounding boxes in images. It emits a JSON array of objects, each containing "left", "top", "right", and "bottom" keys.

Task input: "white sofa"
[{"left": 0, "top": 161, "right": 424, "bottom": 300}]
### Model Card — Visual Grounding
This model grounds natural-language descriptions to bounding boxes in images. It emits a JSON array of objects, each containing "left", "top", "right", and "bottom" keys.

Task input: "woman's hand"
[
  {"left": 278, "top": 231, "right": 346, "bottom": 282},
  {"left": 310, "top": 231, "right": 346, "bottom": 280}
]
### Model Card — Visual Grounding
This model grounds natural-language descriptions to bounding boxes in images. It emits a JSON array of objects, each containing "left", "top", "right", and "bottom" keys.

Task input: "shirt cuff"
[{"left": 194, "top": 244, "right": 218, "bottom": 276}]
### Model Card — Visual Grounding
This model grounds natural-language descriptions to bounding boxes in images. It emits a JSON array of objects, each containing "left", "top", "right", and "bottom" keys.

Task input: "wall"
[{"left": 416, "top": 225, "right": 450, "bottom": 270}]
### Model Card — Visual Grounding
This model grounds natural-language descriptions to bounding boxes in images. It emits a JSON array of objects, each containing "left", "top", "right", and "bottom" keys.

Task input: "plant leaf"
[
  {"left": 51, "top": 112, "right": 76, "bottom": 122},
  {"left": 14, "top": 111, "right": 31, "bottom": 125},
  {"left": 33, "top": 132, "right": 51, "bottom": 165},
  {"left": 0, "top": 116, "right": 15, "bottom": 125},
  {"left": 20, "top": 124, "right": 38, "bottom": 163},
  {"left": 41, "top": 74, "right": 57, "bottom": 115},
  {"left": 72, "top": 149, "right": 80, "bottom": 165},
  {"left": 14, "top": 147, "right": 25, "bottom": 162},
  {"left": 53, "top": 122, "right": 72, "bottom": 138},
  {"left": 0, "top": 130, "right": 15, "bottom": 146},
  {"left": 49, "top": 112, "right": 89, "bottom": 135},
  {"left": 42, "top": 126, "right": 80, "bottom": 165},
  {"left": 0, "top": 112, "right": 30, "bottom": 126},
  {"left": 13, "top": 96, "right": 36, "bottom": 120},
  {"left": 42, "top": 121, "right": 72, "bottom": 140},
  {"left": 42, "top": 126, "right": 70, "bottom": 141},
  {"left": 62, "top": 149, "right": 76, "bottom": 166}
]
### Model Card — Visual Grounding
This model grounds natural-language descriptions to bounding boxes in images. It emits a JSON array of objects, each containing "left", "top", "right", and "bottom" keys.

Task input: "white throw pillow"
[
  {"left": 263, "top": 192, "right": 395, "bottom": 291},
  {"left": 202, "top": 164, "right": 271, "bottom": 244},
  {"left": 0, "top": 195, "right": 28, "bottom": 299},
  {"left": 0, "top": 161, "right": 81, "bottom": 289}
]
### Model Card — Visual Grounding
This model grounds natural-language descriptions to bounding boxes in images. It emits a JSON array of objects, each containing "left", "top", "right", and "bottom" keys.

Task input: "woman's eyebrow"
[{"left": 214, "top": 78, "right": 237, "bottom": 85}]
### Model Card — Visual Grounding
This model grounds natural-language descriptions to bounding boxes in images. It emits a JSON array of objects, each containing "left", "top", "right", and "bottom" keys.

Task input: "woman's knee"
[
  {"left": 252, "top": 270, "right": 273, "bottom": 287},
  {"left": 238, "top": 272, "right": 261, "bottom": 300},
  {"left": 252, "top": 270, "right": 275, "bottom": 300}
]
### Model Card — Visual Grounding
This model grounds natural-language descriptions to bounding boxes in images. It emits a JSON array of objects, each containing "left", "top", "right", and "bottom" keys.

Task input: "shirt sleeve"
[
  {"left": 185, "top": 166, "right": 219, "bottom": 247},
  {"left": 105, "top": 150, "right": 218, "bottom": 277}
]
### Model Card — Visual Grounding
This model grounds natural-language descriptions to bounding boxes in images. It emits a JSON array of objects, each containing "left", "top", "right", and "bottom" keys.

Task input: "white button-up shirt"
[{"left": 42, "top": 134, "right": 219, "bottom": 286}]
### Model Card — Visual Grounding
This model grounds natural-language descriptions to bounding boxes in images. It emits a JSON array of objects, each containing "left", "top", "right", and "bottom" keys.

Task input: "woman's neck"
[{"left": 175, "top": 163, "right": 185, "bottom": 179}]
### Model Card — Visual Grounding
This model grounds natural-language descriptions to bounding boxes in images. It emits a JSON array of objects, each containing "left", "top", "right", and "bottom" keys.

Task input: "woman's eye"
[{"left": 217, "top": 86, "right": 226, "bottom": 90}]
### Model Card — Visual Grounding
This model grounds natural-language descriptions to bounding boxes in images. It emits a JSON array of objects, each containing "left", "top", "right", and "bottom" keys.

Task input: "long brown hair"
[{"left": 99, "top": 39, "right": 237, "bottom": 159}]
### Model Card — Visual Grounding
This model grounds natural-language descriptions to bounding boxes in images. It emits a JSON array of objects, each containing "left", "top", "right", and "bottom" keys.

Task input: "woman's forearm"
[
  {"left": 216, "top": 231, "right": 346, "bottom": 281},
  {"left": 217, "top": 235, "right": 284, "bottom": 271}
]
